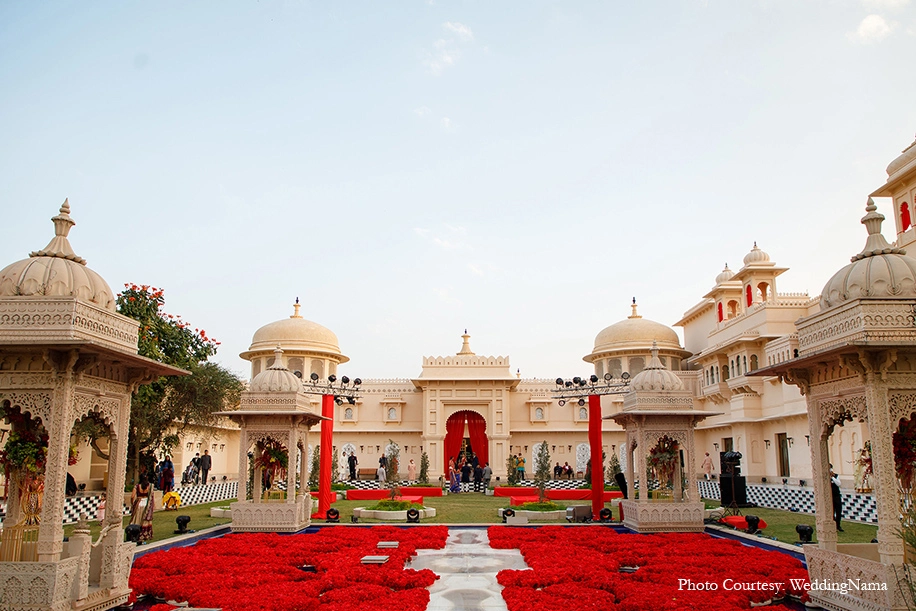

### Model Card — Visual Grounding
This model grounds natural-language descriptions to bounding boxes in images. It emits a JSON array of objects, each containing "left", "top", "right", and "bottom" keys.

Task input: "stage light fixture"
[
  {"left": 341, "top": 376, "right": 350, "bottom": 385},
  {"left": 558, "top": 400, "right": 566, "bottom": 406},
  {"left": 406, "top": 508, "right": 421, "bottom": 523},
  {"left": 590, "top": 375, "right": 599, "bottom": 383},
  {"left": 326, "top": 508, "right": 340, "bottom": 523},
  {"left": 175, "top": 515, "right": 191, "bottom": 534},
  {"left": 604, "top": 373, "right": 612, "bottom": 381},
  {"left": 599, "top": 508, "right": 613, "bottom": 523},
  {"left": 125, "top": 524, "right": 141, "bottom": 543},
  {"left": 744, "top": 515, "right": 761, "bottom": 534},
  {"left": 502, "top": 508, "right": 515, "bottom": 523},
  {"left": 354, "top": 378, "right": 362, "bottom": 386},
  {"left": 328, "top": 374, "right": 337, "bottom": 383},
  {"left": 577, "top": 398, "right": 585, "bottom": 406},
  {"left": 556, "top": 377, "right": 564, "bottom": 386},
  {"left": 796, "top": 524, "right": 814, "bottom": 543},
  {"left": 310, "top": 372, "right": 319, "bottom": 382}
]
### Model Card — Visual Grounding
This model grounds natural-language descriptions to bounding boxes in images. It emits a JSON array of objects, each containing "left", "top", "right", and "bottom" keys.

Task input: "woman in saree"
[{"left": 130, "top": 474, "right": 155, "bottom": 542}]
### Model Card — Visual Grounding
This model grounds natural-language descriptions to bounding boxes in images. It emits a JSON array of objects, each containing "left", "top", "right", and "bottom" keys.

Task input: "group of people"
[
  {"left": 447, "top": 453, "right": 492, "bottom": 493},
  {"left": 509, "top": 454, "right": 526, "bottom": 481},
  {"left": 552, "top": 462, "right": 575, "bottom": 478},
  {"left": 180, "top": 450, "right": 213, "bottom": 486}
]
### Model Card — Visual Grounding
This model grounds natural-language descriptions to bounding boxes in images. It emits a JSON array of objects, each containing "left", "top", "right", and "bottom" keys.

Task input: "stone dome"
[
  {"left": 743, "top": 242, "right": 770, "bottom": 266},
  {"left": 887, "top": 138, "right": 916, "bottom": 178},
  {"left": 0, "top": 200, "right": 116, "bottom": 311},
  {"left": 246, "top": 300, "right": 347, "bottom": 362},
  {"left": 250, "top": 346, "right": 303, "bottom": 392},
  {"left": 630, "top": 344, "right": 684, "bottom": 392},
  {"left": 715, "top": 264, "right": 735, "bottom": 285},
  {"left": 821, "top": 199, "right": 916, "bottom": 310},
  {"left": 592, "top": 301, "right": 682, "bottom": 353}
]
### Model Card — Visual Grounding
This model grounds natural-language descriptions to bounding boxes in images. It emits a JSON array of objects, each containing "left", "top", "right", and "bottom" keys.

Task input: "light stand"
[
  {"left": 301, "top": 373, "right": 361, "bottom": 519},
  {"left": 553, "top": 373, "right": 631, "bottom": 520}
]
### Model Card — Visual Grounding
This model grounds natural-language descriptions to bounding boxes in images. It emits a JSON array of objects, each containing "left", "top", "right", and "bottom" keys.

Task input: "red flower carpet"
[
  {"left": 131, "top": 525, "right": 811, "bottom": 611},
  {"left": 488, "top": 526, "right": 811, "bottom": 611},
  {"left": 129, "top": 526, "right": 448, "bottom": 611}
]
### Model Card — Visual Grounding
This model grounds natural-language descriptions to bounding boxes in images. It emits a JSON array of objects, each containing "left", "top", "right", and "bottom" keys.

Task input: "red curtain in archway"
[
  {"left": 444, "top": 410, "right": 488, "bottom": 468},
  {"left": 466, "top": 412, "right": 488, "bottom": 467},
  {"left": 445, "top": 415, "right": 464, "bottom": 468}
]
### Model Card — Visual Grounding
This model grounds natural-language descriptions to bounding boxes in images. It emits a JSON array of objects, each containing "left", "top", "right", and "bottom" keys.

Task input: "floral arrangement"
[
  {"left": 68, "top": 443, "right": 80, "bottom": 466},
  {"left": 647, "top": 435, "right": 679, "bottom": 488},
  {"left": 489, "top": 526, "right": 811, "bottom": 610},
  {"left": 895, "top": 418, "right": 916, "bottom": 490},
  {"left": 254, "top": 438, "right": 289, "bottom": 481},
  {"left": 130, "top": 526, "right": 448, "bottom": 611}
]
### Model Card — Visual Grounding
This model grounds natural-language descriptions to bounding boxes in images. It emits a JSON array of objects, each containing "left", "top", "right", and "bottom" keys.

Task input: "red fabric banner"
[
  {"left": 314, "top": 394, "right": 335, "bottom": 518},
  {"left": 466, "top": 410, "right": 488, "bottom": 467},
  {"left": 588, "top": 394, "right": 603, "bottom": 519}
]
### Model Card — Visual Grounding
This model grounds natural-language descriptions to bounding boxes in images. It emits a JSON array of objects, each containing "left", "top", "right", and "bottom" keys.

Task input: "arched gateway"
[{"left": 444, "top": 410, "right": 488, "bottom": 468}]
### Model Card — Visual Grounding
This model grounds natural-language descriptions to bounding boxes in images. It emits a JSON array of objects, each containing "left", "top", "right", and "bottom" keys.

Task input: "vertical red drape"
[
  {"left": 465, "top": 411, "right": 488, "bottom": 467},
  {"left": 444, "top": 414, "right": 465, "bottom": 470},
  {"left": 588, "top": 394, "right": 603, "bottom": 520},
  {"left": 444, "top": 410, "right": 488, "bottom": 469},
  {"left": 903, "top": 203, "right": 912, "bottom": 232},
  {"left": 745, "top": 285, "right": 753, "bottom": 307},
  {"left": 314, "top": 394, "right": 334, "bottom": 518}
]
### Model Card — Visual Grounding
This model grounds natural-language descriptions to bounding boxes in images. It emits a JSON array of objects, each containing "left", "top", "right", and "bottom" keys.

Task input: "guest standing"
[
  {"left": 130, "top": 475, "right": 155, "bottom": 542},
  {"left": 199, "top": 449, "right": 212, "bottom": 485},
  {"left": 702, "top": 452, "right": 713, "bottom": 480},
  {"left": 348, "top": 452, "right": 358, "bottom": 481},
  {"left": 407, "top": 459, "right": 417, "bottom": 482},
  {"left": 159, "top": 456, "right": 174, "bottom": 493},
  {"left": 482, "top": 463, "right": 492, "bottom": 489},
  {"left": 473, "top": 464, "right": 483, "bottom": 492},
  {"left": 830, "top": 465, "right": 844, "bottom": 532}
]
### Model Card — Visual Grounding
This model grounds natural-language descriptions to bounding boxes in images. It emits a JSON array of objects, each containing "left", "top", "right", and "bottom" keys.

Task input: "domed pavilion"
[
  {"left": 0, "top": 200, "right": 184, "bottom": 611},
  {"left": 761, "top": 198, "right": 916, "bottom": 611}
]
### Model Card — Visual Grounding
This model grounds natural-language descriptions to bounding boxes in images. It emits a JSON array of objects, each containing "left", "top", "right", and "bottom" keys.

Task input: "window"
[
  {"left": 750, "top": 355, "right": 758, "bottom": 370},
  {"left": 903, "top": 202, "right": 912, "bottom": 232},
  {"left": 776, "top": 433, "right": 790, "bottom": 477},
  {"left": 727, "top": 300, "right": 738, "bottom": 319},
  {"left": 344, "top": 407, "right": 353, "bottom": 420},
  {"left": 578, "top": 407, "right": 588, "bottom": 420},
  {"left": 387, "top": 407, "right": 397, "bottom": 419},
  {"left": 745, "top": 285, "right": 753, "bottom": 307},
  {"left": 717, "top": 302, "right": 724, "bottom": 322},
  {"left": 535, "top": 407, "right": 544, "bottom": 420}
]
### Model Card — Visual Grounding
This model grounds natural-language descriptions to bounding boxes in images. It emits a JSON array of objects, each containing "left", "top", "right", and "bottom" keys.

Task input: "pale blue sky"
[{"left": 2, "top": 1, "right": 915, "bottom": 379}]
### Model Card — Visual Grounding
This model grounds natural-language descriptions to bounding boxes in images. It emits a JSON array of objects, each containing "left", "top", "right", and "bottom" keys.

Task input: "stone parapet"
[
  {"left": 805, "top": 545, "right": 906, "bottom": 611},
  {"left": 229, "top": 496, "right": 311, "bottom": 533},
  {"left": 797, "top": 300, "right": 916, "bottom": 356},
  {"left": 620, "top": 500, "right": 705, "bottom": 533},
  {"left": 0, "top": 297, "right": 138, "bottom": 354}
]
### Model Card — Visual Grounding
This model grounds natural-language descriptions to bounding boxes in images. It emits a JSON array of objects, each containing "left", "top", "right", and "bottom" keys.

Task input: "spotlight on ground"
[
  {"left": 502, "top": 508, "right": 515, "bottom": 524},
  {"left": 599, "top": 508, "right": 613, "bottom": 523},
  {"left": 125, "top": 524, "right": 141, "bottom": 543},
  {"left": 406, "top": 508, "right": 421, "bottom": 523},
  {"left": 326, "top": 508, "right": 340, "bottom": 523},
  {"left": 174, "top": 515, "right": 191, "bottom": 534},
  {"left": 351, "top": 515, "right": 359, "bottom": 523},
  {"left": 744, "top": 515, "right": 761, "bottom": 534},
  {"left": 299, "top": 564, "right": 317, "bottom": 572},
  {"left": 796, "top": 524, "right": 814, "bottom": 544}
]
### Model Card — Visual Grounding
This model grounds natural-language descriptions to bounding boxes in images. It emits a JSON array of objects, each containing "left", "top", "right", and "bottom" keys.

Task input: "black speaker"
[{"left": 720, "top": 474, "right": 749, "bottom": 507}]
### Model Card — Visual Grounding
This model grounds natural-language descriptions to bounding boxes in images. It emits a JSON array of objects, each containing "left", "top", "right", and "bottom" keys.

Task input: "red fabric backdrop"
[{"left": 444, "top": 410, "right": 488, "bottom": 468}]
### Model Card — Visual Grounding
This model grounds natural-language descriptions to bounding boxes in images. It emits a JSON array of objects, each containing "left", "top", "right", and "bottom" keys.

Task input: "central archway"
[{"left": 445, "top": 410, "right": 488, "bottom": 468}]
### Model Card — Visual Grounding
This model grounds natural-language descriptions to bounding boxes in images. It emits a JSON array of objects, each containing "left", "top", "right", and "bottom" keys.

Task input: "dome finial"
[
  {"left": 458, "top": 331, "right": 475, "bottom": 355},
  {"left": 291, "top": 298, "right": 303, "bottom": 319},
  {"left": 629, "top": 298, "right": 641, "bottom": 319},
  {"left": 271, "top": 344, "right": 285, "bottom": 367},
  {"left": 852, "top": 198, "right": 905, "bottom": 261},
  {"left": 29, "top": 199, "right": 86, "bottom": 264}
]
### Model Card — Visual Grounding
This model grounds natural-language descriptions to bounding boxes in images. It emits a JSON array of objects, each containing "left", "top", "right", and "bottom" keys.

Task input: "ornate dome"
[
  {"left": 715, "top": 264, "right": 735, "bottom": 285},
  {"left": 742, "top": 242, "right": 770, "bottom": 266},
  {"left": 887, "top": 138, "right": 916, "bottom": 178},
  {"left": 0, "top": 200, "right": 116, "bottom": 311},
  {"left": 250, "top": 346, "right": 302, "bottom": 392},
  {"left": 246, "top": 299, "right": 347, "bottom": 361},
  {"left": 592, "top": 300, "right": 681, "bottom": 354},
  {"left": 821, "top": 199, "right": 916, "bottom": 310},
  {"left": 630, "top": 343, "right": 684, "bottom": 392}
]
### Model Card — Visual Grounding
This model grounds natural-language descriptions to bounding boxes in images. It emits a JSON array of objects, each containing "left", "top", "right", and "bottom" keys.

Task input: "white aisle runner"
[{"left": 408, "top": 528, "right": 528, "bottom": 611}]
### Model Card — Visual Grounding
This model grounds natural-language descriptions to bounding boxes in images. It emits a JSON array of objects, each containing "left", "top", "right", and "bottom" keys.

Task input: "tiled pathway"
[{"left": 409, "top": 528, "right": 527, "bottom": 611}]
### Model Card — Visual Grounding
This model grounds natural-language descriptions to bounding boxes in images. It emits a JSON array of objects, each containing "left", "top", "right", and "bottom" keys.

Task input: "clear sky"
[{"left": 2, "top": 1, "right": 915, "bottom": 381}]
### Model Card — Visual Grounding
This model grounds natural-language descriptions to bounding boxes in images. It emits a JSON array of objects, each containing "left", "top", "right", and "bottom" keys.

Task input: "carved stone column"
[
  {"left": 286, "top": 425, "right": 296, "bottom": 503},
  {"left": 864, "top": 373, "right": 904, "bottom": 564},
  {"left": 808, "top": 396, "right": 837, "bottom": 552},
  {"left": 238, "top": 426, "right": 249, "bottom": 501},
  {"left": 625, "top": 432, "right": 635, "bottom": 500},
  {"left": 38, "top": 362, "right": 76, "bottom": 562}
]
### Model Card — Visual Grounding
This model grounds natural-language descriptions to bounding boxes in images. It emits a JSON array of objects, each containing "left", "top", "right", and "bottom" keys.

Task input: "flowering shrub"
[
  {"left": 130, "top": 526, "right": 448, "bottom": 611},
  {"left": 647, "top": 435, "right": 679, "bottom": 488},
  {"left": 489, "top": 526, "right": 811, "bottom": 610}
]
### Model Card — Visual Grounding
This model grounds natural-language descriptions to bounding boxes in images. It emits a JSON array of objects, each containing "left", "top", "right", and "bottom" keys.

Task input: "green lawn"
[{"left": 61, "top": 493, "right": 878, "bottom": 548}]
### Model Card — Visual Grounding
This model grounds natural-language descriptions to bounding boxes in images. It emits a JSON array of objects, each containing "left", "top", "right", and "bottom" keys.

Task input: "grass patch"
[
  {"left": 365, "top": 499, "right": 423, "bottom": 511},
  {"left": 516, "top": 501, "right": 564, "bottom": 512}
]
